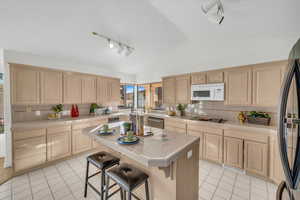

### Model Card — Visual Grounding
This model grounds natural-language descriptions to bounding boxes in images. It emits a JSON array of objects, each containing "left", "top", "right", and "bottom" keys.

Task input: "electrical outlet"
[
  {"left": 35, "top": 111, "right": 41, "bottom": 116},
  {"left": 187, "top": 150, "right": 193, "bottom": 159},
  {"left": 62, "top": 110, "right": 70, "bottom": 116}
]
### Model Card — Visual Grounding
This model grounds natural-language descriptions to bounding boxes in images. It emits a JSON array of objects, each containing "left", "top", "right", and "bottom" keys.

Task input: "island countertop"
[{"left": 82, "top": 124, "right": 200, "bottom": 167}]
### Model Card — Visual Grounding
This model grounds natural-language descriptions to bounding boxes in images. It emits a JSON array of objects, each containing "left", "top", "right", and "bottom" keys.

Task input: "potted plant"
[
  {"left": 176, "top": 104, "right": 187, "bottom": 117},
  {"left": 247, "top": 111, "right": 271, "bottom": 126},
  {"left": 89, "top": 103, "right": 99, "bottom": 115},
  {"left": 52, "top": 104, "right": 63, "bottom": 119},
  {"left": 123, "top": 122, "right": 132, "bottom": 134}
]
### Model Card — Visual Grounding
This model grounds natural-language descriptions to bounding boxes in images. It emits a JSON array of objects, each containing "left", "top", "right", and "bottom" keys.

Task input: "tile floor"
[{"left": 0, "top": 152, "right": 278, "bottom": 200}]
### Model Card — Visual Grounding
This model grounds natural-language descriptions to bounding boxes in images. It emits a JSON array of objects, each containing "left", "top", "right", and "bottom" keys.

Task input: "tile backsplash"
[{"left": 166, "top": 101, "right": 278, "bottom": 126}]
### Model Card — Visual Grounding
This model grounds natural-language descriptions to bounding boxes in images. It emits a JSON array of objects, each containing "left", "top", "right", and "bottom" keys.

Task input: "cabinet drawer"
[
  {"left": 14, "top": 129, "right": 46, "bottom": 141},
  {"left": 224, "top": 129, "right": 268, "bottom": 143},
  {"left": 14, "top": 136, "right": 46, "bottom": 159},
  {"left": 47, "top": 125, "right": 71, "bottom": 135},
  {"left": 72, "top": 122, "right": 91, "bottom": 130},
  {"left": 201, "top": 126, "right": 223, "bottom": 136},
  {"left": 165, "top": 126, "right": 186, "bottom": 134},
  {"left": 165, "top": 118, "right": 186, "bottom": 129},
  {"left": 89, "top": 119, "right": 108, "bottom": 127}
]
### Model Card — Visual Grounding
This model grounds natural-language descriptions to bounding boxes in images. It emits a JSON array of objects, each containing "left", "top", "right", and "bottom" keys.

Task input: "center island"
[{"left": 82, "top": 123, "right": 200, "bottom": 200}]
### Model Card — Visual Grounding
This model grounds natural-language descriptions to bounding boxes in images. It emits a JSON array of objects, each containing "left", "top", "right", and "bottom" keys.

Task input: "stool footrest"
[
  {"left": 87, "top": 171, "right": 101, "bottom": 179},
  {"left": 87, "top": 181, "right": 119, "bottom": 196}
]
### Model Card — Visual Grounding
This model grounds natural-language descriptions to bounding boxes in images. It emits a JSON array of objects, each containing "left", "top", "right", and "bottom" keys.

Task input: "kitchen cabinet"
[
  {"left": 165, "top": 118, "right": 187, "bottom": 134},
  {"left": 175, "top": 75, "right": 191, "bottom": 104},
  {"left": 191, "top": 72, "right": 206, "bottom": 85},
  {"left": 11, "top": 64, "right": 40, "bottom": 105},
  {"left": 224, "top": 137, "right": 243, "bottom": 169},
  {"left": 244, "top": 140, "right": 268, "bottom": 177},
  {"left": 72, "top": 122, "right": 92, "bottom": 154},
  {"left": 110, "top": 78, "right": 121, "bottom": 105},
  {"left": 47, "top": 125, "right": 72, "bottom": 161},
  {"left": 203, "top": 132, "right": 223, "bottom": 164},
  {"left": 40, "top": 70, "right": 63, "bottom": 104},
  {"left": 188, "top": 130, "right": 204, "bottom": 159},
  {"left": 13, "top": 129, "right": 46, "bottom": 172},
  {"left": 207, "top": 70, "right": 223, "bottom": 83},
  {"left": 82, "top": 75, "right": 97, "bottom": 104},
  {"left": 162, "top": 77, "right": 176, "bottom": 105},
  {"left": 97, "top": 77, "right": 120, "bottom": 106},
  {"left": 252, "top": 61, "right": 287, "bottom": 107},
  {"left": 224, "top": 67, "right": 252, "bottom": 105},
  {"left": 63, "top": 73, "right": 82, "bottom": 104}
]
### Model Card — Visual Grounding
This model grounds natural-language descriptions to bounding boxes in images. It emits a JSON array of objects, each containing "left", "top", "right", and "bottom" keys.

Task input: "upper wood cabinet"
[
  {"left": 191, "top": 72, "right": 206, "bottom": 85},
  {"left": 207, "top": 70, "right": 223, "bottom": 83},
  {"left": 97, "top": 77, "right": 120, "bottom": 106},
  {"left": 11, "top": 64, "right": 40, "bottom": 105},
  {"left": 40, "top": 70, "right": 63, "bottom": 104},
  {"left": 63, "top": 73, "right": 82, "bottom": 104},
  {"left": 224, "top": 67, "right": 252, "bottom": 105},
  {"left": 252, "top": 61, "right": 287, "bottom": 107},
  {"left": 175, "top": 75, "right": 191, "bottom": 104},
  {"left": 224, "top": 136, "right": 243, "bottom": 169},
  {"left": 110, "top": 78, "right": 121, "bottom": 105},
  {"left": 162, "top": 77, "right": 176, "bottom": 105},
  {"left": 82, "top": 75, "right": 97, "bottom": 104}
]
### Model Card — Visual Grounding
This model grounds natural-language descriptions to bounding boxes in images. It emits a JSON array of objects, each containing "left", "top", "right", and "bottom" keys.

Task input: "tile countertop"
[
  {"left": 82, "top": 124, "right": 200, "bottom": 167},
  {"left": 145, "top": 113, "right": 277, "bottom": 134},
  {"left": 11, "top": 112, "right": 130, "bottom": 131}
]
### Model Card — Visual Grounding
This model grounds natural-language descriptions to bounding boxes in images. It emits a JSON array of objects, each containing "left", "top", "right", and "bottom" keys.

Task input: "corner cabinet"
[
  {"left": 40, "top": 70, "right": 63, "bottom": 104},
  {"left": 162, "top": 77, "right": 176, "bottom": 105},
  {"left": 10, "top": 64, "right": 40, "bottom": 105},
  {"left": 224, "top": 67, "right": 252, "bottom": 105},
  {"left": 63, "top": 73, "right": 82, "bottom": 104},
  {"left": 82, "top": 75, "right": 97, "bottom": 104},
  {"left": 175, "top": 75, "right": 190, "bottom": 104},
  {"left": 252, "top": 61, "right": 287, "bottom": 107}
]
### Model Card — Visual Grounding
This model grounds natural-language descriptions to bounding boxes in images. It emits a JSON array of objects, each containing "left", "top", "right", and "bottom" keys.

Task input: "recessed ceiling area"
[{"left": 0, "top": 0, "right": 299, "bottom": 83}]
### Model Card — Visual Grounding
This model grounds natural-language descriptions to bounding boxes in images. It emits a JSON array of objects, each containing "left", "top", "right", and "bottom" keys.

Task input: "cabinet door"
[
  {"left": 162, "top": 77, "right": 176, "bottom": 105},
  {"left": 175, "top": 75, "right": 191, "bottom": 104},
  {"left": 203, "top": 133, "right": 223, "bottom": 163},
  {"left": 97, "top": 77, "right": 110, "bottom": 105},
  {"left": 47, "top": 131, "right": 71, "bottom": 161},
  {"left": 82, "top": 75, "right": 97, "bottom": 103},
  {"left": 111, "top": 78, "right": 121, "bottom": 105},
  {"left": 188, "top": 130, "right": 204, "bottom": 159},
  {"left": 191, "top": 72, "right": 206, "bottom": 84},
  {"left": 244, "top": 140, "right": 268, "bottom": 177},
  {"left": 14, "top": 136, "right": 46, "bottom": 172},
  {"left": 11, "top": 65, "right": 40, "bottom": 105},
  {"left": 72, "top": 129, "right": 92, "bottom": 154},
  {"left": 63, "top": 73, "right": 82, "bottom": 104},
  {"left": 207, "top": 71, "right": 223, "bottom": 83},
  {"left": 252, "top": 61, "right": 287, "bottom": 107},
  {"left": 224, "top": 67, "right": 252, "bottom": 105},
  {"left": 40, "top": 70, "right": 63, "bottom": 104},
  {"left": 224, "top": 137, "right": 243, "bottom": 169}
]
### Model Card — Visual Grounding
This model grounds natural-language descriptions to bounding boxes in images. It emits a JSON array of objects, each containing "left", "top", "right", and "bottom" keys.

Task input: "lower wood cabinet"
[
  {"left": 13, "top": 129, "right": 47, "bottom": 172},
  {"left": 223, "top": 137, "right": 243, "bottom": 169},
  {"left": 72, "top": 129, "right": 92, "bottom": 154},
  {"left": 188, "top": 130, "right": 204, "bottom": 159},
  {"left": 47, "top": 126, "right": 72, "bottom": 161},
  {"left": 244, "top": 140, "right": 268, "bottom": 177},
  {"left": 165, "top": 118, "right": 187, "bottom": 134},
  {"left": 203, "top": 133, "right": 223, "bottom": 164}
]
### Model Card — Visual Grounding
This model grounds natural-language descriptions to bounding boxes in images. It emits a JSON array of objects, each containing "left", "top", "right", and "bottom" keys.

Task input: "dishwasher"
[{"left": 147, "top": 116, "right": 164, "bottom": 129}]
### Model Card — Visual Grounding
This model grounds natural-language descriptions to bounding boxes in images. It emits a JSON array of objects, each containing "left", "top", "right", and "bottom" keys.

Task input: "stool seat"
[
  {"left": 106, "top": 163, "right": 149, "bottom": 191},
  {"left": 87, "top": 151, "right": 120, "bottom": 170}
]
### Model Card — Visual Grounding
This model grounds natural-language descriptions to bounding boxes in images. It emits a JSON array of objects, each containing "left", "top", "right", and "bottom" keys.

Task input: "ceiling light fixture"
[
  {"left": 92, "top": 32, "right": 134, "bottom": 56},
  {"left": 201, "top": 0, "right": 224, "bottom": 24}
]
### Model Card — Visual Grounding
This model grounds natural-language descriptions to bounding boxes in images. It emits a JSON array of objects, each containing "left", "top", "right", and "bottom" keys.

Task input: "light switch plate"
[
  {"left": 62, "top": 110, "right": 70, "bottom": 116},
  {"left": 187, "top": 150, "right": 193, "bottom": 159},
  {"left": 35, "top": 111, "right": 41, "bottom": 116}
]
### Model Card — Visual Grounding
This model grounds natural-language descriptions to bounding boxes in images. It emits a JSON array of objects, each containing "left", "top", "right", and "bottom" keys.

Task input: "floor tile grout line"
[
  {"left": 26, "top": 173, "right": 34, "bottom": 200},
  {"left": 41, "top": 168, "right": 56, "bottom": 200},
  {"left": 229, "top": 172, "right": 237, "bottom": 200}
]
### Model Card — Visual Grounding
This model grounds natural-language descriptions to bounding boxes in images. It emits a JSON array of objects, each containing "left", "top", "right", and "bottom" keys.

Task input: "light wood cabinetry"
[
  {"left": 11, "top": 64, "right": 40, "bottom": 105},
  {"left": 224, "top": 137, "right": 243, "bottom": 169},
  {"left": 110, "top": 78, "right": 121, "bottom": 105},
  {"left": 191, "top": 72, "right": 206, "bottom": 84},
  {"left": 165, "top": 118, "right": 187, "bottom": 134},
  {"left": 13, "top": 129, "right": 46, "bottom": 172},
  {"left": 188, "top": 130, "right": 204, "bottom": 159},
  {"left": 244, "top": 140, "right": 268, "bottom": 177},
  {"left": 97, "top": 77, "right": 120, "bottom": 106},
  {"left": 162, "top": 77, "right": 176, "bottom": 105},
  {"left": 63, "top": 73, "right": 82, "bottom": 104},
  {"left": 225, "top": 67, "right": 252, "bottom": 105},
  {"left": 47, "top": 125, "right": 71, "bottom": 161},
  {"left": 72, "top": 122, "right": 92, "bottom": 154},
  {"left": 82, "top": 75, "right": 97, "bottom": 103},
  {"left": 175, "top": 75, "right": 190, "bottom": 104},
  {"left": 207, "top": 70, "right": 223, "bottom": 83},
  {"left": 203, "top": 128, "right": 223, "bottom": 164},
  {"left": 40, "top": 70, "right": 63, "bottom": 104},
  {"left": 252, "top": 61, "right": 287, "bottom": 107}
]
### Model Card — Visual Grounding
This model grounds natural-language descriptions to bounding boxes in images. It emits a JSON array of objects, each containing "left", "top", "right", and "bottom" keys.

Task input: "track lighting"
[{"left": 92, "top": 32, "right": 134, "bottom": 56}]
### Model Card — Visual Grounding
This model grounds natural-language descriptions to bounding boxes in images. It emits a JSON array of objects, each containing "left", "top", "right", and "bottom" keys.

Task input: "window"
[
  {"left": 120, "top": 84, "right": 135, "bottom": 109},
  {"left": 137, "top": 82, "right": 162, "bottom": 110}
]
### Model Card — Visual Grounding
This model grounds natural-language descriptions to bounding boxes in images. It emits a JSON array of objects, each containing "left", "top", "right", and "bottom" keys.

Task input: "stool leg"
[
  {"left": 84, "top": 161, "right": 90, "bottom": 198},
  {"left": 124, "top": 191, "right": 127, "bottom": 200},
  {"left": 120, "top": 188, "right": 124, "bottom": 200},
  {"left": 127, "top": 192, "right": 132, "bottom": 200},
  {"left": 101, "top": 170, "right": 105, "bottom": 200},
  {"left": 104, "top": 176, "right": 110, "bottom": 200},
  {"left": 145, "top": 180, "right": 150, "bottom": 200}
]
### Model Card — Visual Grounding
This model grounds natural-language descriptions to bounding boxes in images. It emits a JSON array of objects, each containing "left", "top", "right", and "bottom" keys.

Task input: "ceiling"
[{"left": 0, "top": 0, "right": 299, "bottom": 82}]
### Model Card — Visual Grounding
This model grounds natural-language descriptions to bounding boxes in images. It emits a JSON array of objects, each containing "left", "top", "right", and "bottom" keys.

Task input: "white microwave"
[{"left": 191, "top": 83, "right": 224, "bottom": 101}]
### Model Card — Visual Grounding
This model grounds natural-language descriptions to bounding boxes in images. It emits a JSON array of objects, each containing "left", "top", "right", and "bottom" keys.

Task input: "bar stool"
[
  {"left": 84, "top": 151, "right": 120, "bottom": 200},
  {"left": 104, "top": 163, "right": 150, "bottom": 200}
]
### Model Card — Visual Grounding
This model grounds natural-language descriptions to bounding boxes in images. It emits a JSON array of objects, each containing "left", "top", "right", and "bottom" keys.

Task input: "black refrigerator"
[{"left": 277, "top": 38, "right": 300, "bottom": 200}]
